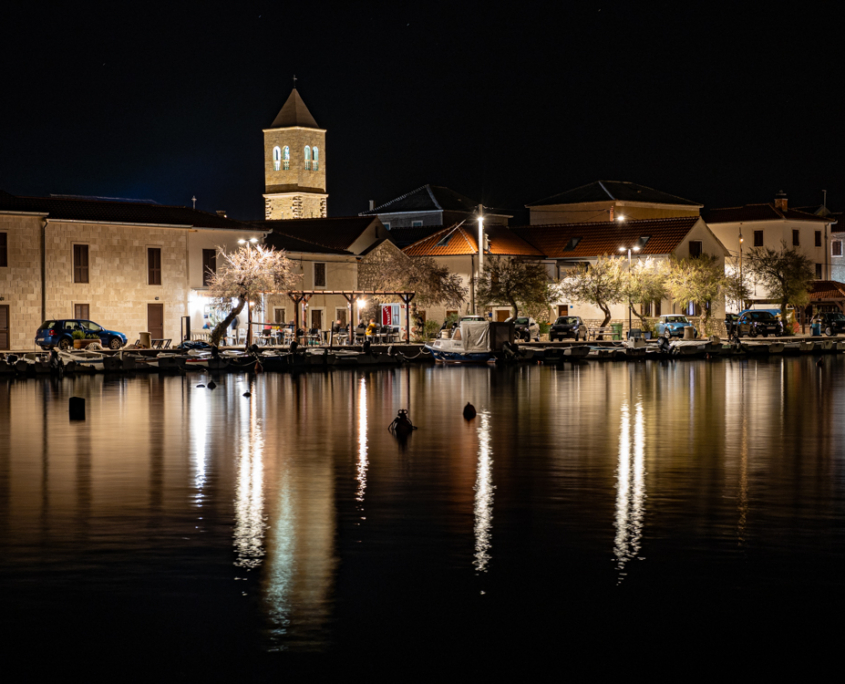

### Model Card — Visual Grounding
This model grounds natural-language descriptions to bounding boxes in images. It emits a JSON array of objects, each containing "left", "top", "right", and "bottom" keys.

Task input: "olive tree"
[
  {"left": 206, "top": 244, "right": 301, "bottom": 347},
  {"left": 476, "top": 255, "right": 558, "bottom": 319},
  {"left": 624, "top": 258, "right": 668, "bottom": 326},
  {"left": 745, "top": 242, "right": 815, "bottom": 320},
  {"left": 557, "top": 255, "right": 626, "bottom": 328},
  {"left": 665, "top": 253, "right": 726, "bottom": 334}
]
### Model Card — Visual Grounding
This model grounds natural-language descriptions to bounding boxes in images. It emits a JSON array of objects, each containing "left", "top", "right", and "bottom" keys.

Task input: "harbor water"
[{"left": 1, "top": 357, "right": 844, "bottom": 674}]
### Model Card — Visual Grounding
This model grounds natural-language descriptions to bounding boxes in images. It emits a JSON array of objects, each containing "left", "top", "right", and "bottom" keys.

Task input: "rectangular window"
[
  {"left": 411, "top": 221, "right": 423, "bottom": 228},
  {"left": 754, "top": 230, "right": 763, "bottom": 247},
  {"left": 314, "top": 262, "right": 326, "bottom": 287},
  {"left": 0, "top": 304, "right": 9, "bottom": 350},
  {"left": 816, "top": 263, "right": 823, "bottom": 279},
  {"left": 792, "top": 229, "right": 800, "bottom": 246},
  {"left": 73, "top": 244, "right": 89, "bottom": 283},
  {"left": 202, "top": 249, "right": 216, "bottom": 286},
  {"left": 74, "top": 303, "right": 90, "bottom": 319},
  {"left": 274, "top": 308, "right": 286, "bottom": 323},
  {"left": 815, "top": 230, "right": 822, "bottom": 247},
  {"left": 383, "top": 222, "right": 390, "bottom": 230},
  {"left": 689, "top": 241, "right": 703, "bottom": 258},
  {"left": 0, "top": 232, "right": 7, "bottom": 267},
  {"left": 833, "top": 241, "right": 842, "bottom": 257},
  {"left": 148, "top": 247, "right": 162, "bottom": 285},
  {"left": 335, "top": 307, "right": 347, "bottom": 327},
  {"left": 654, "top": 300, "right": 662, "bottom": 317}
]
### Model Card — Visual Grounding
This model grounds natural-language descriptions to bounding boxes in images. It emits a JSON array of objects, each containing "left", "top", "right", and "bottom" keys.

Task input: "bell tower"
[{"left": 263, "top": 86, "right": 327, "bottom": 219}]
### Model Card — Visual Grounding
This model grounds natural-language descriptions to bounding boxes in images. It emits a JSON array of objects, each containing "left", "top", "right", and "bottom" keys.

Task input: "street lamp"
[
  {"left": 618, "top": 245, "right": 641, "bottom": 337},
  {"left": 476, "top": 205, "right": 484, "bottom": 315}
]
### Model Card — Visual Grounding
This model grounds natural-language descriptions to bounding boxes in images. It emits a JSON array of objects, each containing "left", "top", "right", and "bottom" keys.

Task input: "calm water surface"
[{"left": 2, "top": 358, "right": 844, "bottom": 672}]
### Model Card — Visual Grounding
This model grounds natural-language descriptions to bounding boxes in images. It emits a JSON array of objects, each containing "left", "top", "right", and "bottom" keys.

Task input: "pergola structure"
[
  {"left": 807, "top": 280, "right": 845, "bottom": 314},
  {"left": 286, "top": 290, "right": 417, "bottom": 344}
]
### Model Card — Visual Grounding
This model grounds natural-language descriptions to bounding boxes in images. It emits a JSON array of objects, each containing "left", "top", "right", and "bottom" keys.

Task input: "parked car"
[
  {"left": 35, "top": 319, "right": 127, "bottom": 350},
  {"left": 549, "top": 316, "right": 586, "bottom": 341},
  {"left": 506, "top": 316, "right": 540, "bottom": 341},
  {"left": 656, "top": 314, "right": 697, "bottom": 338},
  {"left": 734, "top": 310, "right": 782, "bottom": 338},
  {"left": 811, "top": 312, "right": 845, "bottom": 336}
]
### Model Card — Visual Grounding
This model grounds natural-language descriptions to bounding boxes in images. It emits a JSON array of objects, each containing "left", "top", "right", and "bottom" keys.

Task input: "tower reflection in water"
[
  {"left": 473, "top": 411, "right": 494, "bottom": 573},
  {"left": 233, "top": 392, "right": 266, "bottom": 570},
  {"left": 614, "top": 397, "right": 645, "bottom": 583}
]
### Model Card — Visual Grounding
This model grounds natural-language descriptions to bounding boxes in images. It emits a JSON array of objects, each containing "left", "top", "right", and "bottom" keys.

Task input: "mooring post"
[{"left": 69, "top": 397, "right": 85, "bottom": 420}]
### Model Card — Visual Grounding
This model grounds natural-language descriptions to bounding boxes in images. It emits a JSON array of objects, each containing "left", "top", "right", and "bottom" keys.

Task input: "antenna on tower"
[
  {"left": 292, "top": 74, "right": 298, "bottom": 89},
  {"left": 192, "top": 196, "right": 196, "bottom": 210}
]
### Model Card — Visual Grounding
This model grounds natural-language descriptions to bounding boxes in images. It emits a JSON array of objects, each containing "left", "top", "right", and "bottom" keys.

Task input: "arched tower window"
[
  {"left": 304, "top": 145, "right": 312, "bottom": 171},
  {"left": 313, "top": 147, "right": 319, "bottom": 172},
  {"left": 272, "top": 146, "right": 281, "bottom": 171},
  {"left": 283, "top": 146, "right": 290, "bottom": 170}
]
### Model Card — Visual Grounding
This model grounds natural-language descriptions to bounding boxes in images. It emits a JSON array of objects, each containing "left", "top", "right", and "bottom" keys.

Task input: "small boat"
[
  {"left": 425, "top": 321, "right": 514, "bottom": 364},
  {"left": 669, "top": 340, "right": 707, "bottom": 357},
  {"left": 58, "top": 349, "right": 106, "bottom": 372}
]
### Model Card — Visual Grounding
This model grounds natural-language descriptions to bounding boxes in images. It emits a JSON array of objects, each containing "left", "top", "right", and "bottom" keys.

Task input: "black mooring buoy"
[
  {"left": 197, "top": 384, "right": 205, "bottom": 388},
  {"left": 243, "top": 391, "right": 251, "bottom": 397},
  {"left": 207, "top": 380, "right": 217, "bottom": 390},
  {"left": 69, "top": 396, "right": 86, "bottom": 420},
  {"left": 463, "top": 402, "right": 477, "bottom": 420}
]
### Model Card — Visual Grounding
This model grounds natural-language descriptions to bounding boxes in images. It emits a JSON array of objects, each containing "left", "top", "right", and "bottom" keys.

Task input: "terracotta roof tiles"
[{"left": 403, "top": 223, "right": 543, "bottom": 257}]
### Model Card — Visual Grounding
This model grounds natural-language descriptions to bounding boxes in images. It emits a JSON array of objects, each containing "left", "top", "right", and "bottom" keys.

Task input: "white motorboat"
[
  {"left": 425, "top": 321, "right": 514, "bottom": 364},
  {"left": 57, "top": 349, "right": 105, "bottom": 371}
]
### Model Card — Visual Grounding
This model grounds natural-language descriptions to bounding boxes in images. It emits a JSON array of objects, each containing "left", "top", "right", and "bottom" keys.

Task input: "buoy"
[
  {"left": 388, "top": 409, "right": 417, "bottom": 436},
  {"left": 207, "top": 380, "right": 217, "bottom": 390},
  {"left": 463, "top": 402, "right": 477, "bottom": 420},
  {"left": 69, "top": 396, "right": 85, "bottom": 420},
  {"left": 243, "top": 391, "right": 251, "bottom": 397},
  {"left": 197, "top": 384, "right": 205, "bottom": 388}
]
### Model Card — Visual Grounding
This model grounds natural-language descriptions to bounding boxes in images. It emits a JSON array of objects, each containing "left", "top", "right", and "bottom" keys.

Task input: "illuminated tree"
[
  {"left": 745, "top": 242, "right": 815, "bottom": 319},
  {"left": 476, "top": 255, "right": 557, "bottom": 319},
  {"left": 557, "top": 254, "right": 626, "bottom": 328},
  {"left": 624, "top": 258, "right": 668, "bottom": 324},
  {"left": 207, "top": 243, "right": 301, "bottom": 347},
  {"left": 665, "top": 253, "right": 725, "bottom": 333}
]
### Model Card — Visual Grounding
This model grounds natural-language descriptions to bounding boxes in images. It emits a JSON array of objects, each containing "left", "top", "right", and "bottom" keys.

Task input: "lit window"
[
  {"left": 283, "top": 146, "right": 290, "bottom": 170},
  {"left": 313, "top": 147, "right": 319, "bottom": 171},
  {"left": 272, "top": 146, "right": 281, "bottom": 171},
  {"left": 304, "top": 146, "right": 312, "bottom": 170},
  {"left": 383, "top": 222, "right": 390, "bottom": 230}
]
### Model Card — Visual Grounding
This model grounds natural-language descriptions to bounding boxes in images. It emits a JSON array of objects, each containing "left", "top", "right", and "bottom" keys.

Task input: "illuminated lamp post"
[
  {"left": 237, "top": 237, "right": 259, "bottom": 347},
  {"left": 477, "top": 205, "right": 484, "bottom": 315},
  {"left": 618, "top": 236, "right": 640, "bottom": 338}
]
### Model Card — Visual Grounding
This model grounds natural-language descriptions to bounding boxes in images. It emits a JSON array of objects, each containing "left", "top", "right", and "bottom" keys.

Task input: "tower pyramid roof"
[{"left": 270, "top": 88, "right": 319, "bottom": 129}]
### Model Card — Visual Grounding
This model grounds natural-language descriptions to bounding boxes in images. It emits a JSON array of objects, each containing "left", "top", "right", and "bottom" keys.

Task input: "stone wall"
[
  {"left": 0, "top": 213, "right": 44, "bottom": 349},
  {"left": 44, "top": 221, "right": 188, "bottom": 344},
  {"left": 264, "top": 192, "right": 328, "bottom": 220}
]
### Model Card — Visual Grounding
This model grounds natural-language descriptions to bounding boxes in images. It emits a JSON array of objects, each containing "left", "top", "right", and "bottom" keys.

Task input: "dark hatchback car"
[
  {"left": 811, "top": 312, "right": 845, "bottom": 336},
  {"left": 549, "top": 316, "right": 586, "bottom": 341},
  {"left": 36, "top": 319, "right": 127, "bottom": 350},
  {"left": 734, "top": 311, "right": 783, "bottom": 338}
]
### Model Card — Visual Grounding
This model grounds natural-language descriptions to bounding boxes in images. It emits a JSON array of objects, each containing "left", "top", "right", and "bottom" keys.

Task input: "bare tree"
[
  {"left": 206, "top": 244, "right": 301, "bottom": 347},
  {"left": 745, "top": 241, "right": 815, "bottom": 319},
  {"left": 358, "top": 241, "right": 467, "bottom": 334},
  {"left": 557, "top": 255, "right": 626, "bottom": 328},
  {"left": 476, "top": 255, "right": 557, "bottom": 319},
  {"left": 665, "top": 253, "right": 725, "bottom": 334}
]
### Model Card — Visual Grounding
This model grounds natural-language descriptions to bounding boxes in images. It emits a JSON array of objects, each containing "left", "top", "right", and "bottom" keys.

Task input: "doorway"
[
  {"left": 495, "top": 309, "right": 510, "bottom": 322},
  {"left": 311, "top": 309, "right": 323, "bottom": 330},
  {"left": 557, "top": 305, "right": 569, "bottom": 317},
  {"left": 148, "top": 303, "right": 164, "bottom": 340}
]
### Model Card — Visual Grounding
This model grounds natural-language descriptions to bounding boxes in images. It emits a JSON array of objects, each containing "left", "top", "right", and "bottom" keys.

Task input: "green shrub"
[
  {"left": 423, "top": 319, "right": 441, "bottom": 340},
  {"left": 71, "top": 330, "right": 85, "bottom": 340}
]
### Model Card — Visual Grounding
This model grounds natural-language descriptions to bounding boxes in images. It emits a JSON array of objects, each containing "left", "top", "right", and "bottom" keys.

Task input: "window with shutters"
[
  {"left": 832, "top": 240, "right": 842, "bottom": 257},
  {"left": 754, "top": 230, "right": 763, "bottom": 246},
  {"left": 74, "top": 303, "right": 90, "bottom": 319},
  {"left": 815, "top": 230, "right": 822, "bottom": 247},
  {"left": 0, "top": 232, "right": 7, "bottom": 267},
  {"left": 148, "top": 247, "right": 162, "bottom": 285},
  {"left": 73, "top": 244, "right": 89, "bottom": 283},
  {"left": 314, "top": 262, "right": 326, "bottom": 287},
  {"left": 689, "top": 241, "right": 703, "bottom": 258}
]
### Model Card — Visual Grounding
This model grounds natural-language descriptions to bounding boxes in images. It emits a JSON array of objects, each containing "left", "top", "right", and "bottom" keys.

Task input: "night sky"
[{"left": 2, "top": 2, "right": 844, "bottom": 221}]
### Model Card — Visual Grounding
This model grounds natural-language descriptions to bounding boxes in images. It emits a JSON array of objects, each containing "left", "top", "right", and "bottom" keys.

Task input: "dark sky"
[{"left": 2, "top": 1, "right": 844, "bottom": 221}]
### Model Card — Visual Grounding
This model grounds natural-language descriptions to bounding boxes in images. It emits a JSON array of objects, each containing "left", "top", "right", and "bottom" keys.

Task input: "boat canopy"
[{"left": 460, "top": 321, "right": 514, "bottom": 353}]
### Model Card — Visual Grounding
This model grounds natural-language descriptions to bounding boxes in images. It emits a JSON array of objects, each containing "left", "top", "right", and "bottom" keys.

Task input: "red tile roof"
[
  {"left": 513, "top": 216, "right": 702, "bottom": 258},
  {"left": 403, "top": 223, "right": 543, "bottom": 257},
  {"left": 809, "top": 280, "right": 845, "bottom": 301},
  {"left": 703, "top": 203, "right": 831, "bottom": 224}
]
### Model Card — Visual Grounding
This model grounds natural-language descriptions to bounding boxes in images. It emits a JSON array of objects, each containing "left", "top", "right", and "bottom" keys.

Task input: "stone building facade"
[{"left": 263, "top": 88, "right": 328, "bottom": 220}]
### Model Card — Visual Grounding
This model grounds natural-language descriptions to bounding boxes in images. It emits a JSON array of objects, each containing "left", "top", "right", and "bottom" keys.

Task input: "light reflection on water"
[{"left": 2, "top": 357, "right": 845, "bottom": 656}]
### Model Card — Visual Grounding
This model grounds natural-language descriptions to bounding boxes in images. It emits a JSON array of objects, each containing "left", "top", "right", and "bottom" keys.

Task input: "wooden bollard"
[{"left": 69, "top": 397, "right": 85, "bottom": 420}]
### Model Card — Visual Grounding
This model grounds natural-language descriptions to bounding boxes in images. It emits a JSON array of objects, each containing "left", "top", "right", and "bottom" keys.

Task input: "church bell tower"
[{"left": 263, "top": 87, "right": 327, "bottom": 219}]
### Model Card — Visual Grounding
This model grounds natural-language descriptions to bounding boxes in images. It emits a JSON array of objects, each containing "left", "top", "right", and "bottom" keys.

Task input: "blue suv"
[{"left": 36, "top": 319, "right": 127, "bottom": 350}]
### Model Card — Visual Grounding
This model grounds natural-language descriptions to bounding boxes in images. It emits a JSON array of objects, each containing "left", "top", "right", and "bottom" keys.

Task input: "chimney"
[
  {"left": 774, "top": 190, "right": 788, "bottom": 212},
  {"left": 216, "top": 210, "right": 227, "bottom": 217},
  {"left": 369, "top": 200, "right": 375, "bottom": 211}
]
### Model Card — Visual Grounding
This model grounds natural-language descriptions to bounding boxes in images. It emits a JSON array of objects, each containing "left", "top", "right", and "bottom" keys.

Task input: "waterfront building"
[
  {"left": 703, "top": 191, "right": 835, "bottom": 310},
  {"left": 526, "top": 180, "right": 702, "bottom": 225},
  {"left": 0, "top": 191, "right": 258, "bottom": 350}
]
